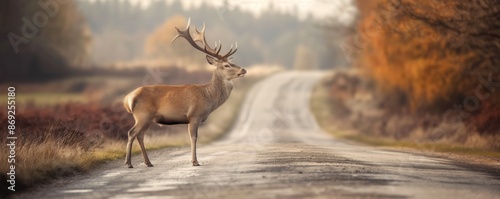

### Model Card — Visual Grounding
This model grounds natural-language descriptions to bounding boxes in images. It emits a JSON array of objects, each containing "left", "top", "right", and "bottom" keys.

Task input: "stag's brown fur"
[
  {"left": 124, "top": 54, "right": 245, "bottom": 168},
  {"left": 124, "top": 19, "right": 245, "bottom": 168},
  {"left": 124, "top": 72, "right": 233, "bottom": 124}
]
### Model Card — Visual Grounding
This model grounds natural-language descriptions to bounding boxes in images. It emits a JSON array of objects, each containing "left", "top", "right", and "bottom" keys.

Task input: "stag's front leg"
[{"left": 188, "top": 119, "right": 201, "bottom": 166}]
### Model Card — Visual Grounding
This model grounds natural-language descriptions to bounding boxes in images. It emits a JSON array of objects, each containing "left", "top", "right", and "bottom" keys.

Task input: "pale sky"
[{"left": 124, "top": 0, "right": 356, "bottom": 24}]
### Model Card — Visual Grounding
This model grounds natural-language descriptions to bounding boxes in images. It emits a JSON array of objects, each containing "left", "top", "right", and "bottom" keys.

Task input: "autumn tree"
[
  {"left": 351, "top": 0, "right": 500, "bottom": 133},
  {"left": 353, "top": 0, "right": 499, "bottom": 109},
  {"left": 144, "top": 15, "right": 206, "bottom": 66}
]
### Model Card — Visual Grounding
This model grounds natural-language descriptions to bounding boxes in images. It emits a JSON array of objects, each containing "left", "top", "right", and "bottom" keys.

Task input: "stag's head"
[{"left": 172, "top": 19, "right": 246, "bottom": 80}]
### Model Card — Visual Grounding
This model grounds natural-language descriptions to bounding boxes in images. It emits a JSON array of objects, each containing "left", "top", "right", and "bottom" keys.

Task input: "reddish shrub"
[{"left": 0, "top": 103, "right": 135, "bottom": 147}]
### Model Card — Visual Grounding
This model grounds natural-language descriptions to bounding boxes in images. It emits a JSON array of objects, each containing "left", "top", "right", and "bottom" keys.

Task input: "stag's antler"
[{"left": 171, "top": 18, "right": 238, "bottom": 60}]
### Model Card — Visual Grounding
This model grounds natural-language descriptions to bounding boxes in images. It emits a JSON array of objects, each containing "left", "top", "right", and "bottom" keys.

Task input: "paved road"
[{"left": 18, "top": 72, "right": 500, "bottom": 199}]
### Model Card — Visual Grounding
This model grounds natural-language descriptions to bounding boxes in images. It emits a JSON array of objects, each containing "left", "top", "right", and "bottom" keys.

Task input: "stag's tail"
[{"left": 124, "top": 92, "right": 137, "bottom": 113}]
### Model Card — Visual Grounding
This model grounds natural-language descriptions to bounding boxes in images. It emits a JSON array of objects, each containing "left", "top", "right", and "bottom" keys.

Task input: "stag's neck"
[{"left": 203, "top": 72, "right": 233, "bottom": 110}]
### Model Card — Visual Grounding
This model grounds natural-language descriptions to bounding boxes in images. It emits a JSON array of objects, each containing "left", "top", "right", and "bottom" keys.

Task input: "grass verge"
[
  {"left": 310, "top": 73, "right": 500, "bottom": 164},
  {"left": 0, "top": 130, "right": 187, "bottom": 196}
]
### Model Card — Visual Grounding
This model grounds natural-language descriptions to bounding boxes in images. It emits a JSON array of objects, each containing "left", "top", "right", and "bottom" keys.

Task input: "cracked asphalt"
[{"left": 15, "top": 71, "right": 500, "bottom": 199}]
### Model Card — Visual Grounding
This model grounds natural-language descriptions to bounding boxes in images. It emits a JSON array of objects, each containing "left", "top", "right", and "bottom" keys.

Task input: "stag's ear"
[{"left": 206, "top": 55, "right": 217, "bottom": 66}]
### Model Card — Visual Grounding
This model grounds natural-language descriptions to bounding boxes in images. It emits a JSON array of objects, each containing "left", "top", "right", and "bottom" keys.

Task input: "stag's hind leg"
[
  {"left": 125, "top": 126, "right": 137, "bottom": 168},
  {"left": 137, "top": 131, "right": 153, "bottom": 167},
  {"left": 125, "top": 114, "right": 152, "bottom": 168}
]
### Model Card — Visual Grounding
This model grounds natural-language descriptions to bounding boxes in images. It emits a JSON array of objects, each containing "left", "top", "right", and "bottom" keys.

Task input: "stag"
[{"left": 123, "top": 19, "right": 246, "bottom": 168}]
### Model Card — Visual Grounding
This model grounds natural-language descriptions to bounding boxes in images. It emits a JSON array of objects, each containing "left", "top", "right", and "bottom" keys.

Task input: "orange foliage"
[{"left": 353, "top": 0, "right": 500, "bottom": 132}]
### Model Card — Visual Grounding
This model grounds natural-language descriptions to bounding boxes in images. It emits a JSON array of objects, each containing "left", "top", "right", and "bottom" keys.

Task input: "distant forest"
[
  {"left": 1, "top": 0, "right": 92, "bottom": 82},
  {"left": 77, "top": 0, "right": 348, "bottom": 69},
  {"left": 0, "top": 0, "right": 347, "bottom": 82}
]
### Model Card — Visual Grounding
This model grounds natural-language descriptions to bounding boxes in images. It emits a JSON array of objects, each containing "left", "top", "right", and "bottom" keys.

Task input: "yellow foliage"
[{"left": 144, "top": 15, "right": 211, "bottom": 66}]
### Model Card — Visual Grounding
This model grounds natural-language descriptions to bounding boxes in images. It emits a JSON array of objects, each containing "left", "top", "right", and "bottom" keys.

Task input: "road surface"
[{"left": 17, "top": 72, "right": 500, "bottom": 199}]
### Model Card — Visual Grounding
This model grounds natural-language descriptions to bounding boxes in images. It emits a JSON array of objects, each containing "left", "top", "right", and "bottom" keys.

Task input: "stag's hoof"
[
  {"left": 126, "top": 162, "right": 134, "bottom": 168},
  {"left": 192, "top": 161, "right": 200, "bottom": 166},
  {"left": 145, "top": 162, "right": 154, "bottom": 167}
]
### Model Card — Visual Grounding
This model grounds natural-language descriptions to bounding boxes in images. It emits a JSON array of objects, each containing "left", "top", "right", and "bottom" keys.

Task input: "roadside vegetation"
[
  {"left": 313, "top": 0, "right": 500, "bottom": 161},
  {"left": 0, "top": 65, "right": 278, "bottom": 195},
  {"left": 311, "top": 72, "right": 500, "bottom": 158},
  {"left": 2, "top": 0, "right": 299, "bottom": 195}
]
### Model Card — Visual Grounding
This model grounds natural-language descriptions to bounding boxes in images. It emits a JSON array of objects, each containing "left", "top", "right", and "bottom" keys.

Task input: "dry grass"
[
  {"left": 0, "top": 131, "right": 190, "bottom": 194},
  {"left": 0, "top": 67, "right": 269, "bottom": 196},
  {"left": 310, "top": 70, "right": 500, "bottom": 161},
  {"left": 0, "top": 93, "right": 87, "bottom": 106}
]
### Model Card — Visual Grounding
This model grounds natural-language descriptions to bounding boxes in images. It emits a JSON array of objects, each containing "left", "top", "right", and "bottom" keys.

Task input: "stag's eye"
[{"left": 224, "top": 64, "right": 231, "bottom": 68}]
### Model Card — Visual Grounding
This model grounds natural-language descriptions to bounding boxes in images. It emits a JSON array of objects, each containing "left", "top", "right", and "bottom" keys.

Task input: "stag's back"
[{"left": 124, "top": 85, "right": 209, "bottom": 116}]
